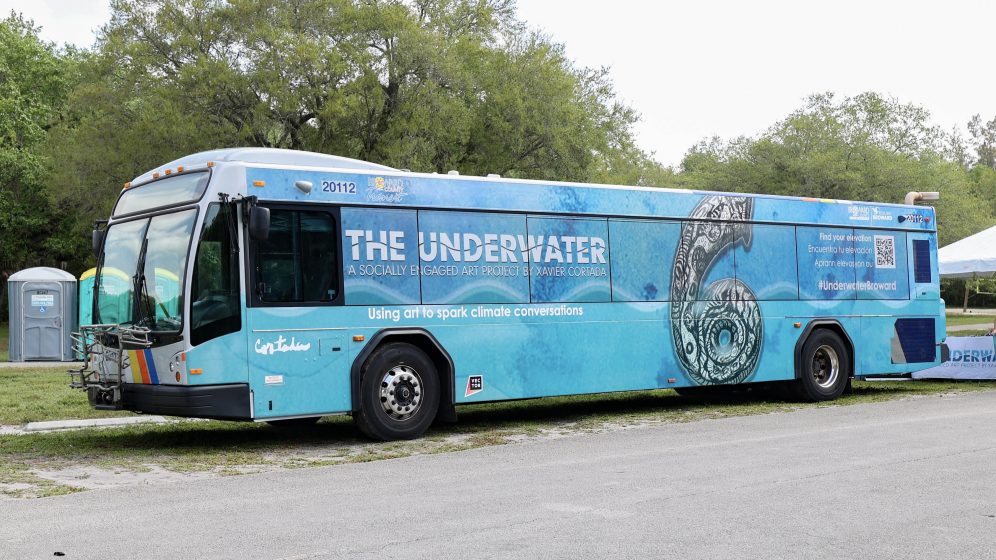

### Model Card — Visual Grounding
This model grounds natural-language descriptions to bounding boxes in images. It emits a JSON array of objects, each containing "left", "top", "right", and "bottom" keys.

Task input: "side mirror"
[
  {"left": 248, "top": 206, "right": 270, "bottom": 242},
  {"left": 91, "top": 229, "right": 106, "bottom": 258}
]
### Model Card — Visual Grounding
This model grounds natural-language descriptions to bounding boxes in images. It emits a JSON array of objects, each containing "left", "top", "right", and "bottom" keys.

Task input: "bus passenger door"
[{"left": 246, "top": 205, "right": 351, "bottom": 419}]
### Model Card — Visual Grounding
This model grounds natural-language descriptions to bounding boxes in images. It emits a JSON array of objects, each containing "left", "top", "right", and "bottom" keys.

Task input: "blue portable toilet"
[{"left": 7, "top": 267, "right": 77, "bottom": 362}]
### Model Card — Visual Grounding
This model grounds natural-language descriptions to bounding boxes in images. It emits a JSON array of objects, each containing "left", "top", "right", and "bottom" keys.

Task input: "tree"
[
  {"left": 676, "top": 92, "right": 995, "bottom": 247},
  {"left": 967, "top": 113, "right": 996, "bottom": 170},
  {"left": 37, "top": 0, "right": 668, "bottom": 255},
  {"left": 77, "top": 0, "right": 661, "bottom": 180},
  {"left": 0, "top": 12, "right": 79, "bottom": 311}
]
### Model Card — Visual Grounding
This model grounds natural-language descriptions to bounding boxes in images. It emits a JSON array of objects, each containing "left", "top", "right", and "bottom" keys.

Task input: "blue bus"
[{"left": 74, "top": 148, "right": 947, "bottom": 440}]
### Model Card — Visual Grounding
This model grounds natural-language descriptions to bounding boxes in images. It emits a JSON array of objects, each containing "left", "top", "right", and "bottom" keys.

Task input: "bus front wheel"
[
  {"left": 793, "top": 329, "right": 850, "bottom": 401},
  {"left": 354, "top": 343, "right": 440, "bottom": 441}
]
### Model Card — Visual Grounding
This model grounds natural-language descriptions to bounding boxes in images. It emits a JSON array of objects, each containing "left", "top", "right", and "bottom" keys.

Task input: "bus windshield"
[
  {"left": 95, "top": 208, "right": 197, "bottom": 332},
  {"left": 113, "top": 171, "right": 209, "bottom": 217}
]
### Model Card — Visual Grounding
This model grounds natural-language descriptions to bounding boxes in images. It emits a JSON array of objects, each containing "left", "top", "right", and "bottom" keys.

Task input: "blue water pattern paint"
[{"left": 178, "top": 166, "right": 944, "bottom": 419}]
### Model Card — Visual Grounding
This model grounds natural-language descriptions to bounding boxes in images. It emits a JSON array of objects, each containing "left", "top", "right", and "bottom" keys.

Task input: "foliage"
[
  {"left": 1, "top": 4, "right": 996, "bottom": 301},
  {"left": 28, "top": 0, "right": 668, "bottom": 277},
  {"left": 80, "top": 0, "right": 662, "bottom": 181},
  {"left": 0, "top": 322, "right": 8, "bottom": 361},
  {"left": 967, "top": 113, "right": 996, "bottom": 170},
  {"left": 677, "top": 92, "right": 996, "bottom": 247},
  {"left": 0, "top": 13, "right": 82, "bottom": 310},
  {"left": 942, "top": 277, "right": 996, "bottom": 309}
]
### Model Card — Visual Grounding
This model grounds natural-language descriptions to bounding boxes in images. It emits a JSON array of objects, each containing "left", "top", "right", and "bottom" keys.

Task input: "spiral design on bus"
[{"left": 670, "top": 195, "right": 762, "bottom": 385}]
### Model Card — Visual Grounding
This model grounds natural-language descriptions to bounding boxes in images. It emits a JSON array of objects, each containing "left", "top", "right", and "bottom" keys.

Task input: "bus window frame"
[
  {"left": 189, "top": 202, "right": 243, "bottom": 346},
  {"left": 247, "top": 202, "right": 345, "bottom": 308},
  {"left": 94, "top": 203, "right": 200, "bottom": 344},
  {"left": 112, "top": 169, "right": 212, "bottom": 220}
]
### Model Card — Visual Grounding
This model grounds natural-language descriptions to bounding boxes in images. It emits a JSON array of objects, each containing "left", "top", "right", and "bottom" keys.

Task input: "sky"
[{"left": 5, "top": 0, "right": 995, "bottom": 167}]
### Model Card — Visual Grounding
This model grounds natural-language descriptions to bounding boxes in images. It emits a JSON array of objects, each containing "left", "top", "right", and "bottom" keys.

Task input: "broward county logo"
[
  {"left": 254, "top": 335, "right": 311, "bottom": 356},
  {"left": 366, "top": 176, "right": 408, "bottom": 203},
  {"left": 849, "top": 206, "right": 894, "bottom": 222}
]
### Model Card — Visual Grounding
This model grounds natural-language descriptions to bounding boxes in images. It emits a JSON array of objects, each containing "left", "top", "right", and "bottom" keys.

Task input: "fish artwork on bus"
[{"left": 670, "top": 195, "right": 763, "bottom": 386}]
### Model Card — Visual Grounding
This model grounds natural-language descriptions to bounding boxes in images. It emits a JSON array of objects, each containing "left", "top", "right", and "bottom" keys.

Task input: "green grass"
[
  {"left": 2, "top": 378, "right": 996, "bottom": 498},
  {"left": 0, "top": 367, "right": 134, "bottom": 425},
  {"left": 952, "top": 329, "right": 991, "bottom": 336},
  {"left": 945, "top": 314, "right": 996, "bottom": 327}
]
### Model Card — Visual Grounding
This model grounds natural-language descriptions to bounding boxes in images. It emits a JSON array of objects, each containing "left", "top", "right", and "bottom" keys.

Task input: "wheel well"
[
  {"left": 350, "top": 329, "right": 456, "bottom": 422},
  {"left": 794, "top": 320, "right": 855, "bottom": 379}
]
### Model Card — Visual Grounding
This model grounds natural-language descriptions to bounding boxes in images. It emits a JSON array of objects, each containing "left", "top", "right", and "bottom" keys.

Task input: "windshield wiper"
[
  {"left": 93, "top": 230, "right": 107, "bottom": 324},
  {"left": 132, "top": 238, "right": 155, "bottom": 327},
  {"left": 137, "top": 273, "right": 158, "bottom": 327}
]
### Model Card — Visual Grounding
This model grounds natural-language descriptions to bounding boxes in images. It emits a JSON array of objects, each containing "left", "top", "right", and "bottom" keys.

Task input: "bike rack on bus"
[{"left": 68, "top": 324, "right": 153, "bottom": 409}]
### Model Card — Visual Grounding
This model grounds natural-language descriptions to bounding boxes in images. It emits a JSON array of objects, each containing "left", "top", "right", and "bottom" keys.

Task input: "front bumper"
[{"left": 89, "top": 383, "right": 252, "bottom": 420}]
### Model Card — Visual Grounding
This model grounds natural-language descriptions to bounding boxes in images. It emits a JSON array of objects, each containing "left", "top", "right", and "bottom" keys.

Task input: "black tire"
[
  {"left": 354, "top": 343, "right": 440, "bottom": 441},
  {"left": 266, "top": 417, "right": 321, "bottom": 429},
  {"left": 792, "top": 329, "right": 851, "bottom": 401}
]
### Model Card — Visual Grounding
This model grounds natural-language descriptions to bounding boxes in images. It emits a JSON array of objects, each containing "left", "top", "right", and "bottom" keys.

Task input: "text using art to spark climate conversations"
[{"left": 367, "top": 303, "right": 585, "bottom": 322}]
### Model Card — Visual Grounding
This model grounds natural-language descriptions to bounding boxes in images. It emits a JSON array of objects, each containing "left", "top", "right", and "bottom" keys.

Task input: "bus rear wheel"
[
  {"left": 793, "top": 329, "right": 850, "bottom": 401},
  {"left": 354, "top": 343, "right": 440, "bottom": 441}
]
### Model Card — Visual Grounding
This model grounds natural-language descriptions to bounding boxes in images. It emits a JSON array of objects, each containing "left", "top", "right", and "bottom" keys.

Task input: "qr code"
[{"left": 874, "top": 235, "right": 895, "bottom": 269}]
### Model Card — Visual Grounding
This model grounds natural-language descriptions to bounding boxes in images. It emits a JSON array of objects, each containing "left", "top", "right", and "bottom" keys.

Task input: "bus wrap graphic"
[
  {"left": 670, "top": 196, "right": 762, "bottom": 385},
  {"left": 77, "top": 149, "right": 944, "bottom": 433}
]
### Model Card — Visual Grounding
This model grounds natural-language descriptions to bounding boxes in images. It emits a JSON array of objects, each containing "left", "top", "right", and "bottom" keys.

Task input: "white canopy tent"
[
  {"left": 938, "top": 225, "right": 996, "bottom": 310},
  {"left": 939, "top": 225, "right": 996, "bottom": 278}
]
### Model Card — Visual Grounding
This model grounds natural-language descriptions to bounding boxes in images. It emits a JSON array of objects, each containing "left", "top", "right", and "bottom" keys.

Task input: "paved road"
[{"left": 4, "top": 392, "right": 996, "bottom": 559}]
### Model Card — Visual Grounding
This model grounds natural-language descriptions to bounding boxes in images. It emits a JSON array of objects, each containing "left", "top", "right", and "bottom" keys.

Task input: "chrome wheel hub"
[
  {"left": 811, "top": 345, "right": 840, "bottom": 389},
  {"left": 379, "top": 365, "right": 422, "bottom": 421}
]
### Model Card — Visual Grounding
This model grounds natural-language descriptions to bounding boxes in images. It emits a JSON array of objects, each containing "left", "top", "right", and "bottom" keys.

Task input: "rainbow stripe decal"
[{"left": 127, "top": 349, "right": 160, "bottom": 384}]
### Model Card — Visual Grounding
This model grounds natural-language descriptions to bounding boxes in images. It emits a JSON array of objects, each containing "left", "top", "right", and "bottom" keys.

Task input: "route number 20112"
[{"left": 321, "top": 180, "right": 357, "bottom": 194}]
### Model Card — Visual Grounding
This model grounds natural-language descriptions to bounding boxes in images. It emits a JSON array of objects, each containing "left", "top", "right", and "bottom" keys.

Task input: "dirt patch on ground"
[
  {"left": 4, "top": 386, "right": 994, "bottom": 499},
  {"left": 31, "top": 464, "right": 219, "bottom": 491},
  {"left": 5, "top": 422, "right": 597, "bottom": 498}
]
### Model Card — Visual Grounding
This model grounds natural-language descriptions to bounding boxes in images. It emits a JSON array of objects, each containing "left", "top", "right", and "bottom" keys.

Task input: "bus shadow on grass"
[{"left": 20, "top": 380, "right": 983, "bottom": 458}]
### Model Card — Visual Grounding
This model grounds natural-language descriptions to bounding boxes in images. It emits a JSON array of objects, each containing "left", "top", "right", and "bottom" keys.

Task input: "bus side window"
[
  {"left": 608, "top": 219, "right": 680, "bottom": 302},
  {"left": 256, "top": 209, "right": 338, "bottom": 304},
  {"left": 527, "top": 216, "right": 611, "bottom": 303},
  {"left": 796, "top": 226, "right": 857, "bottom": 300},
  {"left": 418, "top": 210, "right": 530, "bottom": 304},
  {"left": 734, "top": 224, "right": 799, "bottom": 300},
  {"left": 191, "top": 203, "right": 241, "bottom": 346},
  {"left": 340, "top": 208, "right": 420, "bottom": 305},
  {"left": 855, "top": 229, "right": 909, "bottom": 300}
]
